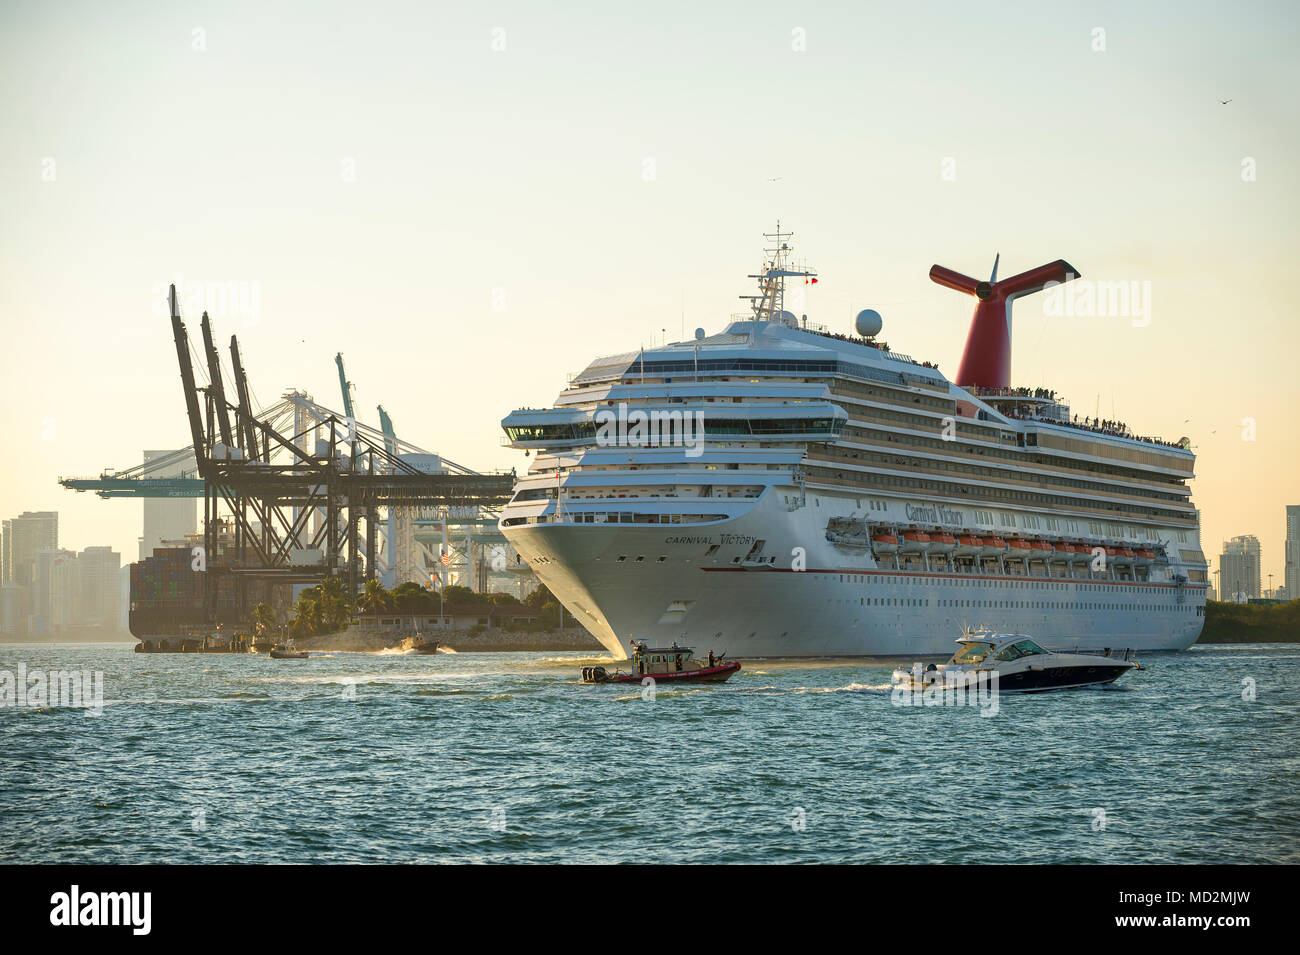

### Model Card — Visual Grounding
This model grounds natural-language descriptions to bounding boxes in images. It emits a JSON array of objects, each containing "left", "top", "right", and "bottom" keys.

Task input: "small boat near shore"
[
  {"left": 582, "top": 641, "right": 741, "bottom": 685},
  {"left": 892, "top": 629, "right": 1137, "bottom": 693},
  {"left": 269, "top": 641, "right": 309, "bottom": 659},
  {"left": 397, "top": 633, "right": 440, "bottom": 654}
]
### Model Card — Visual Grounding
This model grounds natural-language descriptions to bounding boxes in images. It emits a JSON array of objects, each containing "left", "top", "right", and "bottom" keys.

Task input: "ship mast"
[{"left": 740, "top": 222, "right": 817, "bottom": 326}]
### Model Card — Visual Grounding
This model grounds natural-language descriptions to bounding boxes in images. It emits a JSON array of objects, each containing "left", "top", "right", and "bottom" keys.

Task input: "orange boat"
[
  {"left": 871, "top": 531, "right": 900, "bottom": 554},
  {"left": 982, "top": 536, "right": 1009, "bottom": 557},
  {"left": 900, "top": 531, "right": 931, "bottom": 553},
  {"left": 928, "top": 532, "right": 957, "bottom": 554}
]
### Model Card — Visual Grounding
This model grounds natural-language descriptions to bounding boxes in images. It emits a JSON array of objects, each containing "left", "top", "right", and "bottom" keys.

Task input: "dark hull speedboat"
[
  {"left": 582, "top": 642, "right": 740, "bottom": 684},
  {"left": 893, "top": 629, "right": 1136, "bottom": 694},
  {"left": 993, "top": 661, "right": 1131, "bottom": 693},
  {"left": 269, "top": 644, "right": 309, "bottom": 659},
  {"left": 582, "top": 662, "right": 741, "bottom": 684}
]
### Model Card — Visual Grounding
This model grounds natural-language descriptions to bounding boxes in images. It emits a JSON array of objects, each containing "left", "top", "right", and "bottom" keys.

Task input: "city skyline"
[
  {"left": 0, "top": 508, "right": 124, "bottom": 636},
  {"left": 2, "top": 1, "right": 1298, "bottom": 587}
]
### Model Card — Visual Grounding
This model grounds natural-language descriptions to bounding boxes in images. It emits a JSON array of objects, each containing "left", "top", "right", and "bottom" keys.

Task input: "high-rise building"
[
  {"left": 140, "top": 450, "right": 197, "bottom": 561},
  {"left": 32, "top": 548, "right": 79, "bottom": 634},
  {"left": 2, "top": 511, "right": 58, "bottom": 587},
  {"left": 0, "top": 582, "right": 27, "bottom": 634},
  {"left": 1284, "top": 505, "right": 1300, "bottom": 602},
  {"left": 77, "top": 546, "right": 121, "bottom": 629},
  {"left": 1220, "top": 535, "right": 1262, "bottom": 602}
]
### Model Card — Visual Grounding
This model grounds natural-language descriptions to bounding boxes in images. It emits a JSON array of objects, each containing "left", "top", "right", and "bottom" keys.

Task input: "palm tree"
[
  {"left": 309, "top": 598, "right": 326, "bottom": 634},
  {"left": 290, "top": 596, "right": 318, "bottom": 637},
  {"left": 392, "top": 581, "right": 434, "bottom": 614},
  {"left": 250, "top": 601, "right": 275, "bottom": 636},
  {"left": 357, "top": 579, "right": 392, "bottom": 614}
]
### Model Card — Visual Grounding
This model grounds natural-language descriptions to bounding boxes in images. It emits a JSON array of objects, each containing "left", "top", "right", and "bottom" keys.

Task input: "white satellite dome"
[
  {"left": 855, "top": 308, "right": 883, "bottom": 338},
  {"left": 776, "top": 309, "right": 799, "bottom": 325}
]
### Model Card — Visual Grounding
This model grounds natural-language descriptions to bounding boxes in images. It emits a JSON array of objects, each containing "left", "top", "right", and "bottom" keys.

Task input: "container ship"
[
  {"left": 498, "top": 228, "right": 1208, "bottom": 658},
  {"left": 129, "top": 524, "right": 281, "bottom": 650}
]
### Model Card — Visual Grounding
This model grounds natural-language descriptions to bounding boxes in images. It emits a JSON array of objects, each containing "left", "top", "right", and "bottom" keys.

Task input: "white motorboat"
[{"left": 892, "top": 629, "right": 1138, "bottom": 694}]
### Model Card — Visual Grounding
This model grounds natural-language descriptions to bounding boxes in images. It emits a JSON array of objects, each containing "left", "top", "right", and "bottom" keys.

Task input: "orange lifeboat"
[
  {"left": 1134, "top": 547, "right": 1155, "bottom": 565},
  {"left": 1059, "top": 543, "right": 1086, "bottom": 563},
  {"left": 899, "top": 530, "right": 931, "bottom": 554},
  {"left": 981, "top": 536, "right": 1009, "bottom": 557},
  {"left": 954, "top": 534, "right": 983, "bottom": 557},
  {"left": 1007, "top": 538, "right": 1033, "bottom": 560},
  {"left": 928, "top": 531, "right": 957, "bottom": 554},
  {"left": 1028, "top": 538, "right": 1053, "bottom": 559},
  {"left": 871, "top": 531, "right": 900, "bottom": 554}
]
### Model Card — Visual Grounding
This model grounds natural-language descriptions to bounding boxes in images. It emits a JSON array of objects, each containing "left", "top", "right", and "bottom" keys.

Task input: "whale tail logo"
[{"left": 930, "top": 257, "right": 1080, "bottom": 389}]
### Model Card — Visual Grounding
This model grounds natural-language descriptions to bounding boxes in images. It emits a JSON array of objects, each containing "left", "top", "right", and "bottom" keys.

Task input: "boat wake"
[{"left": 746, "top": 681, "right": 888, "bottom": 696}]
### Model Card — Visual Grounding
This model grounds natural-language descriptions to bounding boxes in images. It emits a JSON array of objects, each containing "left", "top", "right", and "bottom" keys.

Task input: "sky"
[{"left": 1, "top": 0, "right": 1297, "bottom": 590}]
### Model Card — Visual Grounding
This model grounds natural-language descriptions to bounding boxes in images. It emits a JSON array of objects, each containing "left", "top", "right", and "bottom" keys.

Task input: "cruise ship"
[{"left": 498, "top": 228, "right": 1208, "bottom": 658}]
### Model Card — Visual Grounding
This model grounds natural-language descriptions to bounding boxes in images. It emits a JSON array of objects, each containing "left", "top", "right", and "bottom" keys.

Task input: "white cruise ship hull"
[{"left": 505, "top": 492, "right": 1207, "bottom": 659}]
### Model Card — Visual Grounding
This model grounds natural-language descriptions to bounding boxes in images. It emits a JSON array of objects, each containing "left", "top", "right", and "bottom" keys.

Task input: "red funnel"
[{"left": 930, "top": 258, "right": 1080, "bottom": 389}]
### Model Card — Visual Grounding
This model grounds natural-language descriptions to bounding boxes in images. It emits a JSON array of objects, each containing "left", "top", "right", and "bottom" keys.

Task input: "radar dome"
[
  {"left": 855, "top": 309, "right": 883, "bottom": 338},
  {"left": 695, "top": 327, "right": 706, "bottom": 340},
  {"left": 776, "top": 309, "right": 799, "bottom": 325}
]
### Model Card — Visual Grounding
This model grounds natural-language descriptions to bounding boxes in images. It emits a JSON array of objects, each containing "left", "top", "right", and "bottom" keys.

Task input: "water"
[{"left": 1, "top": 642, "right": 1297, "bottom": 864}]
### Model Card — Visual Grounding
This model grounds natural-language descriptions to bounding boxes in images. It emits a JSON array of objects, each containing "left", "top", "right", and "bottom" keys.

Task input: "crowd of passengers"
[
  {"left": 805, "top": 328, "right": 940, "bottom": 369},
  {"left": 1002, "top": 410, "right": 1181, "bottom": 448}
]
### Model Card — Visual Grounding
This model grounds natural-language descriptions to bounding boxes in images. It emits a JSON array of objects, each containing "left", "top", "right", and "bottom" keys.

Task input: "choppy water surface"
[{"left": 1, "top": 642, "right": 1296, "bottom": 863}]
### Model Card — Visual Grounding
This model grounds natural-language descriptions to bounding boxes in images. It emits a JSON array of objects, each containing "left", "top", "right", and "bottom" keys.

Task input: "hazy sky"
[{"left": 2, "top": 0, "right": 1297, "bottom": 588}]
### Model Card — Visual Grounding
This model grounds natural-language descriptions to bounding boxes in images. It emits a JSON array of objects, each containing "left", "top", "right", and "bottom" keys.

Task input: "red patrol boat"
[{"left": 581, "top": 641, "right": 741, "bottom": 685}]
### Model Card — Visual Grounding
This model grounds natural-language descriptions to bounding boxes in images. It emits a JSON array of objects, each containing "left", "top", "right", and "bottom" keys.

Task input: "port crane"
[
  {"left": 335, "top": 351, "right": 356, "bottom": 420},
  {"left": 64, "top": 285, "right": 516, "bottom": 627}
]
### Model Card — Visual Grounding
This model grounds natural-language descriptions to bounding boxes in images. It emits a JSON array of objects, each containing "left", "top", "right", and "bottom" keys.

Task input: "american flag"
[{"left": 440, "top": 550, "right": 450, "bottom": 567}]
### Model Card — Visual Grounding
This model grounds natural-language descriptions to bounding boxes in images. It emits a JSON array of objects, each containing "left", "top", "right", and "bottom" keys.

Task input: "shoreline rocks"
[{"left": 296, "top": 626, "right": 604, "bottom": 654}]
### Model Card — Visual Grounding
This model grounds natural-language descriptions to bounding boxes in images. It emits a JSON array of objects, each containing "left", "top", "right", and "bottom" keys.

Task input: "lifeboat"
[
  {"left": 899, "top": 530, "right": 931, "bottom": 554},
  {"left": 1134, "top": 547, "right": 1155, "bottom": 565},
  {"left": 954, "top": 534, "right": 983, "bottom": 557},
  {"left": 1114, "top": 546, "right": 1136, "bottom": 566},
  {"left": 1006, "top": 538, "right": 1033, "bottom": 561},
  {"left": 1070, "top": 541, "right": 1095, "bottom": 560},
  {"left": 871, "top": 531, "right": 899, "bottom": 554},
  {"left": 981, "top": 536, "right": 1009, "bottom": 557},
  {"left": 1058, "top": 543, "right": 1086, "bottom": 563},
  {"left": 1028, "top": 538, "right": 1053, "bottom": 559},
  {"left": 928, "top": 531, "right": 957, "bottom": 555}
]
